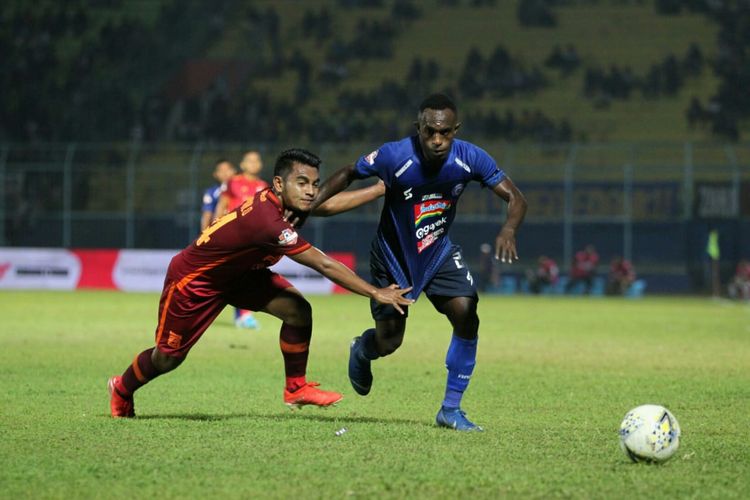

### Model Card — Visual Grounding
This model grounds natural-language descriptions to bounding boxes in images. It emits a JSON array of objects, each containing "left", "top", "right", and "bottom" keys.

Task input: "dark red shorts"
[{"left": 154, "top": 269, "right": 292, "bottom": 357}]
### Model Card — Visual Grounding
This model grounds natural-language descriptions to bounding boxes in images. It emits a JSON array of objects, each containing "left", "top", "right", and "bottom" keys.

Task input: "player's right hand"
[{"left": 373, "top": 284, "right": 413, "bottom": 315}]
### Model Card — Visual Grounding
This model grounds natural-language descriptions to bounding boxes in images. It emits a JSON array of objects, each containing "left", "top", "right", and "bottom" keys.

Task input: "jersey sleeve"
[
  {"left": 261, "top": 214, "right": 312, "bottom": 256},
  {"left": 470, "top": 146, "right": 506, "bottom": 188},
  {"left": 353, "top": 143, "right": 396, "bottom": 181}
]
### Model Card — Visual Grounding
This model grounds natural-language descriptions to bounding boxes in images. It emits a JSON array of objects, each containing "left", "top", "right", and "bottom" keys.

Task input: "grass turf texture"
[{"left": 1, "top": 291, "right": 748, "bottom": 498}]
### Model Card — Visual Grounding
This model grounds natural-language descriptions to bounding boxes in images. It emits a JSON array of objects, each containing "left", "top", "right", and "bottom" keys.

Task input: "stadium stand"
[{"left": 2, "top": 0, "right": 747, "bottom": 144}]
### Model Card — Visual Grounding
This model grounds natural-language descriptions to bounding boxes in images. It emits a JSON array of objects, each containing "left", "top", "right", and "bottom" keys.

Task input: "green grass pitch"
[{"left": 1, "top": 291, "right": 748, "bottom": 498}]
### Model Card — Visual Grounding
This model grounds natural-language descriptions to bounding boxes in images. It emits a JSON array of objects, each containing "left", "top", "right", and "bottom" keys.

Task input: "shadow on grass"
[{"left": 129, "top": 410, "right": 430, "bottom": 427}]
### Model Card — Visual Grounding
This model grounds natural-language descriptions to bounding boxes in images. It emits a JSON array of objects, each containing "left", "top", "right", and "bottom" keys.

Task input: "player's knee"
[
  {"left": 152, "top": 349, "right": 184, "bottom": 373},
  {"left": 378, "top": 334, "right": 403, "bottom": 356},
  {"left": 285, "top": 297, "right": 313, "bottom": 326}
]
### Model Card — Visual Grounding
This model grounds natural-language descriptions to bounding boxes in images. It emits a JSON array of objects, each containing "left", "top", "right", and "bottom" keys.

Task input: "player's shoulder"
[
  {"left": 379, "top": 137, "right": 416, "bottom": 160},
  {"left": 453, "top": 138, "right": 494, "bottom": 161}
]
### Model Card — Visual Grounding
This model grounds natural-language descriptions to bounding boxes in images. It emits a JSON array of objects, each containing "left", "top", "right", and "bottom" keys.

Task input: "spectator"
[
  {"left": 728, "top": 259, "right": 750, "bottom": 300},
  {"left": 566, "top": 245, "right": 599, "bottom": 294},
  {"left": 526, "top": 255, "right": 559, "bottom": 294},
  {"left": 606, "top": 256, "right": 636, "bottom": 296}
]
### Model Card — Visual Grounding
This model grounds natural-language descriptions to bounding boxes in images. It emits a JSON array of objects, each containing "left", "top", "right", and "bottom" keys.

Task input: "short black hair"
[
  {"left": 274, "top": 148, "right": 321, "bottom": 178},
  {"left": 214, "top": 158, "right": 234, "bottom": 169},
  {"left": 418, "top": 93, "right": 457, "bottom": 114}
]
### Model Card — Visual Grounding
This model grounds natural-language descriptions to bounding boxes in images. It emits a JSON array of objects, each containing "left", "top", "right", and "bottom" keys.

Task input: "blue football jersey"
[
  {"left": 354, "top": 136, "right": 505, "bottom": 299},
  {"left": 201, "top": 184, "right": 222, "bottom": 214}
]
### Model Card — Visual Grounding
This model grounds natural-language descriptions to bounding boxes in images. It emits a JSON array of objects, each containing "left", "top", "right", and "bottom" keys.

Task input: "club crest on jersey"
[
  {"left": 277, "top": 228, "right": 298, "bottom": 246},
  {"left": 365, "top": 150, "right": 379, "bottom": 165},
  {"left": 452, "top": 183, "right": 465, "bottom": 197},
  {"left": 414, "top": 199, "right": 451, "bottom": 226}
]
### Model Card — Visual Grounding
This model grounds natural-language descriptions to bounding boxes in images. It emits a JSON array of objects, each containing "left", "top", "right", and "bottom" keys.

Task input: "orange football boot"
[
  {"left": 284, "top": 381, "right": 342, "bottom": 409},
  {"left": 108, "top": 376, "right": 135, "bottom": 418}
]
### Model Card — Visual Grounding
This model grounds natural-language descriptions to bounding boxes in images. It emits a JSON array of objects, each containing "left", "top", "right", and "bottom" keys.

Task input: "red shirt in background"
[
  {"left": 222, "top": 175, "right": 269, "bottom": 211},
  {"left": 571, "top": 248, "right": 599, "bottom": 279}
]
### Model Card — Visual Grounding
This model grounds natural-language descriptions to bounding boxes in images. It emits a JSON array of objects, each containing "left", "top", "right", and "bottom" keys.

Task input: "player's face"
[
  {"left": 241, "top": 152, "right": 263, "bottom": 175},
  {"left": 214, "top": 162, "right": 235, "bottom": 183},
  {"left": 415, "top": 108, "right": 460, "bottom": 165},
  {"left": 275, "top": 162, "right": 320, "bottom": 212}
]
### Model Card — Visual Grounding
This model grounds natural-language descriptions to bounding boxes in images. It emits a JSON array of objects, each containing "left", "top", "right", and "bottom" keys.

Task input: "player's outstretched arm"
[
  {"left": 312, "top": 180, "right": 385, "bottom": 216},
  {"left": 200, "top": 210, "right": 213, "bottom": 232},
  {"left": 310, "top": 164, "right": 359, "bottom": 212},
  {"left": 214, "top": 194, "right": 229, "bottom": 219},
  {"left": 290, "top": 246, "right": 413, "bottom": 314},
  {"left": 491, "top": 177, "right": 528, "bottom": 263}
]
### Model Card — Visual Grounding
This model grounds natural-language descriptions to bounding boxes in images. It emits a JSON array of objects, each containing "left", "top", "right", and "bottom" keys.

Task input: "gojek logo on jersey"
[{"left": 414, "top": 199, "right": 451, "bottom": 226}]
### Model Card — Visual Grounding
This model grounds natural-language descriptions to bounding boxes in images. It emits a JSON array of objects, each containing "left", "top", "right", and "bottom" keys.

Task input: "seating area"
[{"left": 3, "top": 0, "right": 746, "bottom": 144}]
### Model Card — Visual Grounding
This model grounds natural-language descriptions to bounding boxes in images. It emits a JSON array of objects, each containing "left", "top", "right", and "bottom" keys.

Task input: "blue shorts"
[{"left": 368, "top": 240, "right": 478, "bottom": 320}]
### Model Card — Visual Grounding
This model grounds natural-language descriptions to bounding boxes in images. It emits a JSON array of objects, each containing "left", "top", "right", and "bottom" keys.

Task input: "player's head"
[
  {"left": 240, "top": 150, "right": 263, "bottom": 176},
  {"left": 415, "top": 93, "right": 461, "bottom": 165},
  {"left": 213, "top": 159, "right": 235, "bottom": 184},
  {"left": 272, "top": 148, "right": 321, "bottom": 212}
]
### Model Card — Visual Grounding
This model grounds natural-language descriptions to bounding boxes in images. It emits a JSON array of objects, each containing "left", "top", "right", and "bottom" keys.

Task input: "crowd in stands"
[
  {"left": 2, "top": 0, "right": 747, "bottom": 143},
  {"left": 485, "top": 244, "right": 644, "bottom": 297},
  {"left": 582, "top": 43, "right": 704, "bottom": 107}
]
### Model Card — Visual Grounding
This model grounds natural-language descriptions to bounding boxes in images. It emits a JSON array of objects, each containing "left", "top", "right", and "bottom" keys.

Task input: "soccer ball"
[{"left": 619, "top": 404, "right": 681, "bottom": 463}]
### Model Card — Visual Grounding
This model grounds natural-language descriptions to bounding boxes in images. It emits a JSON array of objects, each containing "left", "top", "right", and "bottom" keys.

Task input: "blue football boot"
[
  {"left": 435, "top": 407, "right": 484, "bottom": 432},
  {"left": 348, "top": 336, "right": 373, "bottom": 396}
]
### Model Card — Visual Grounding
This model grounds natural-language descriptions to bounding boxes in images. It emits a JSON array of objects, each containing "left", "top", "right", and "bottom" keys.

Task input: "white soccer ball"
[{"left": 619, "top": 404, "right": 681, "bottom": 463}]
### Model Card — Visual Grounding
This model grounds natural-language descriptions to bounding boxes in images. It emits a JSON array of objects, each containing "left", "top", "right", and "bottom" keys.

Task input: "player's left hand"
[
  {"left": 495, "top": 227, "right": 518, "bottom": 263},
  {"left": 283, "top": 209, "right": 308, "bottom": 228}
]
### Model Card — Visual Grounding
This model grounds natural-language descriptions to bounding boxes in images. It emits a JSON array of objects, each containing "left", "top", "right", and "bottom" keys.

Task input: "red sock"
[
  {"left": 119, "top": 348, "right": 161, "bottom": 396},
  {"left": 279, "top": 323, "right": 311, "bottom": 391}
]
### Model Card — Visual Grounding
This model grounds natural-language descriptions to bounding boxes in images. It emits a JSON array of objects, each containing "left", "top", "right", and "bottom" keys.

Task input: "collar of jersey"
[{"left": 263, "top": 188, "right": 282, "bottom": 210}]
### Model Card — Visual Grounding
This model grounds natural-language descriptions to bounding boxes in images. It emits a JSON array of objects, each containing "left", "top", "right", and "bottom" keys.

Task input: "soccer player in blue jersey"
[
  {"left": 311, "top": 93, "right": 528, "bottom": 431},
  {"left": 200, "top": 159, "right": 236, "bottom": 231}
]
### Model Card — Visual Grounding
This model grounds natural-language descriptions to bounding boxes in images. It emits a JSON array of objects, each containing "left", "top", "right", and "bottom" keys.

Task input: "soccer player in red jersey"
[
  {"left": 108, "top": 148, "right": 410, "bottom": 418},
  {"left": 215, "top": 150, "right": 269, "bottom": 215}
]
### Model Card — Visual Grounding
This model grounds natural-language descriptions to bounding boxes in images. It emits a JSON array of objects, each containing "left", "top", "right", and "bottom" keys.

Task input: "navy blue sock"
[
  {"left": 359, "top": 328, "right": 380, "bottom": 360},
  {"left": 442, "top": 334, "right": 478, "bottom": 409}
]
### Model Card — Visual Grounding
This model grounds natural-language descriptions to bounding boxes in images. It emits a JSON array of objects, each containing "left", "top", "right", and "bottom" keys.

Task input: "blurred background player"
[
  {"left": 728, "top": 258, "right": 750, "bottom": 300},
  {"left": 200, "top": 159, "right": 236, "bottom": 231},
  {"left": 565, "top": 244, "right": 599, "bottom": 294},
  {"left": 108, "top": 148, "right": 412, "bottom": 418},
  {"left": 215, "top": 150, "right": 269, "bottom": 329},
  {"left": 526, "top": 255, "right": 559, "bottom": 294},
  {"left": 477, "top": 242, "right": 501, "bottom": 293},
  {"left": 606, "top": 255, "right": 636, "bottom": 295}
]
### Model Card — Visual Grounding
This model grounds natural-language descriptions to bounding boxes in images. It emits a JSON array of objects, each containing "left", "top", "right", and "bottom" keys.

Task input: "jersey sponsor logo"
[
  {"left": 365, "top": 150, "right": 379, "bottom": 165},
  {"left": 421, "top": 193, "right": 443, "bottom": 201},
  {"left": 417, "top": 227, "right": 445, "bottom": 253},
  {"left": 395, "top": 159, "right": 413, "bottom": 177},
  {"left": 455, "top": 158, "right": 471, "bottom": 173},
  {"left": 414, "top": 199, "right": 451, "bottom": 225},
  {"left": 278, "top": 228, "right": 299, "bottom": 246},
  {"left": 403, "top": 187, "right": 413, "bottom": 200},
  {"left": 415, "top": 216, "right": 447, "bottom": 239},
  {"left": 452, "top": 183, "right": 465, "bottom": 197}
]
